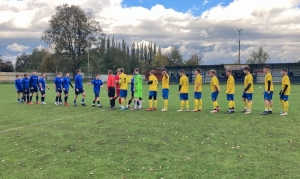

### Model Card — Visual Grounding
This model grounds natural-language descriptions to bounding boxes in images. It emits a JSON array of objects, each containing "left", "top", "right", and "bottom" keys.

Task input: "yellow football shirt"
[
  {"left": 282, "top": 75, "right": 290, "bottom": 95},
  {"left": 226, "top": 75, "right": 235, "bottom": 94},
  {"left": 264, "top": 72, "right": 274, "bottom": 91},
  {"left": 194, "top": 74, "right": 202, "bottom": 92},
  {"left": 162, "top": 74, "right": 169, "bottom": 89},
  {"left": 244, "top": 74, "right": 254, "bottom": 93},
  {"left": 210, "top": 76, "right": 220, "bottom": 92},
  {"left": 149, "top": 75, "right": 158, "bottom": 91},
  {"left": 180, "top": 75, "right": 189, "bottom": 93},
  {"left": 119, "top": 73, "right": 128, "bottom": 90}
]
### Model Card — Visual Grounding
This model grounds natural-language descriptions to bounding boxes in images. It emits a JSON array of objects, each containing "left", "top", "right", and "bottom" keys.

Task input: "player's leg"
[
  {"left": 124, "top": 91, "right": 128, "bottom": 108},
  {"left": 74, "top": 89, "right": 79, "bottom": 106},
  {"left": 268, "top": 92, "right": 273, "bottom": 113},
  {"left": 242, "top": 92, "right": 247, "bottom": 112},
  {"left": 244, "top": 94, "right": 253, "bottom": 114},
  {"left": 161, "top": 89, "right": 168, "bottom": 111},
  {"left": 128, "top": 92, "right": 134, "bottom": 107},
  {"left": 97, "top": 96, "right": 101, "bottom": 107},
  {"left": 17, "top": 91, "right": 20, "bottom": 103},
  {"left": 261, "top": 91, "right": 269, "bottom": 115},
  {"left": 198, "top": 92, "right": 202, "bottom": 111},
  {"left": 177, "top": 93, "right": 185, "bottom": 112},
  {"left": 281, "top": 96, "right": 289, "bottom": 116},
  {"left": 35, "top": 87, "right": 39, "bottom": 104},
  {"left": 147, "top": 91, "right": 153, "bottom": 111},
  {"left": 193, "top": 92, "right": 199, "bottom": 112},
  {"left": 185, "top": 94, "right": 189, "bottom": 111},
  {"left": 29, "top": 88, "right": 34, "bottom": 104},
  {"left": 81, "top": 89, "right": 86, "bottom": 106},
  {"left": 26, "top": 89, "right": 30, "bottom": 103}
]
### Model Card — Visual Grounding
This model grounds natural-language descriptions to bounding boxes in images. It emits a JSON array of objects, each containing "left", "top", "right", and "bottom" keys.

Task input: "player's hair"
[
  {"left": 226, "top": 69, "right": 232, "bottom": 73},
  {"left": 33, "top": 71, "right": 36, "bottom": 72},
  {"left": 116, "top": 68, "right": 120, "bottom": 72},
  {"left": 264, "top": 65, "right": 271, "bottom": 69},
  {"left": 209, "top": 69, "right": 216, "bottom": 74},
  {"left": 96, "top": 74, "right": 100, "bottom": 76},
  {"left": 282, "top": 68, "right": 288, "bottom": 72},
  {"left": 16, "top": 75, "right": 19, "bottom": 77},
  {"left": 41, "top": 73, "right": 45, "bottom": 76},
  {"left": 162, "top": 69, "right": 167, "bottom": 72},
  {"left": 243, "top": 67, "right": 250, "bottom": 71},
  {"left": 179, "top": 69, "right": 185, "bottom": 74},
  {"left": 108, "top": 70, "right": 113, "bottom": 74},
  {"left": 150, "top": 70, "right": 154, "bottom": 74},
  {"left": 195, "top": 68, "right": 201, "bottom": 73},
  {"left": 134, "top": 68, "right": 139, "bottom": 72},
  {"left": 24, "top": 73, "right": 28, "bottom": 77},
  {"left": 120, "top": 68, "right": 124, "bottom": 73},
  {"left": 76, "top": 69, "right": 81, "bottom": 73}
]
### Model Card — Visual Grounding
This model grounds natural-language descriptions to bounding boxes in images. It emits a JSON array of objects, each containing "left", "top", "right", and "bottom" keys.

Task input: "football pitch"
[{"left": 0, "top": 83, "right": 299, "bottom": 179}]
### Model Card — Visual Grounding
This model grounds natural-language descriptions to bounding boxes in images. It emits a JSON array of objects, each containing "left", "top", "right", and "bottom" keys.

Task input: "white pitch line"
[{"left": 0, "top": 110, "right": 106, "bottom": 133}]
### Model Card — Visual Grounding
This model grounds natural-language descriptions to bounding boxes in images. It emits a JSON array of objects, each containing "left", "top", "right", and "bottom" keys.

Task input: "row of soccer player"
[{"left": 15, "top": 66, "right": 291, "bottom": 115}]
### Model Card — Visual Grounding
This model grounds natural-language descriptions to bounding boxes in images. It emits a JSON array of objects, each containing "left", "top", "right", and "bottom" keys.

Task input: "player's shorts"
[
  {"left": 194, "top": 92, "right": 202, "bottom": 99},
  {"left": 56, "top": 88, "right": 62, "bottom": 93},
  {"left": 30, "top": 86, "right": 38, "bottom": 93},
  {"left": 75, "top": 88, "right": 84, "bottom": 95},
  {"left": 280, "top": 94, "right": 289, "bottom": 101},
  {"left": 264, "top": 91, "right": 273, "bottom": 100},
  {"left": 108, "top": 87, "right": 115, "bottom": 98},
  {"left": 120, "top": 89, "right": 127, "bottom": 98},
  {"left": 134, "top": 90, "right": 142, "bottom": 98},
  {"left": 180, "top": 93, "right": 188, "bottom": 101},
  {"left": 63, "top": 90, "right": 69, "bottom": 95},
  {"left": 116, "top": 88, "right": 120, "bottom": 96},
  {"left": 242, "top": 92, "right": 253, "bottom": 100},
  {"left": 211, "top": 91, "right": 219, "bottom": 101},
  {"left": 23, "top": 88, "right": 30, "bottom": 94},
  {"left": 94, "top": 92, "right": 100, "bottom": 98},
  {"left": 40, "top": 90, "right": 46, "bottom": 95},
  {"left": 17, "top": 89, "right": 23, "bottom": 93},
  {"left": 149, "top": 91, "right": 157, "bottom": 97},
  {"left": 162, "top": 89, "right": 169, "bottom": 99},
  {"left": 227, "top": 94, "right": 234, "bottom": 101}
]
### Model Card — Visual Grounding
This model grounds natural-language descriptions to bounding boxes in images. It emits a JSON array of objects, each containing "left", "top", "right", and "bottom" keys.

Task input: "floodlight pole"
[
  {"left": 237, "top": 29, "right": 242, "bottom": 64},
  {"left": 87, "top": 50, "right": 90, "bottom": 82}
]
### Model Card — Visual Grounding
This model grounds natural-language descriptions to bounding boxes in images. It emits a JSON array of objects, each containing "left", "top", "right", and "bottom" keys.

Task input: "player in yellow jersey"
[
  {"left": 161, "top": 69, "right": 169, "bottom": 112},
  {"left": 177, "top": 69, "right": 189, "bottom": 112},
  {"left": 242, "top": 67, "right": 254, "bottom": 114},
  {"left": 279, "top": 69, "right": 290, "bottom": 116},
  {"left": 225, "top": 69, "right": 235, "bottom": 114},
  {"left": 119, "top": 68, "right": 128, "bottom": 110},
  {"left": 209, "top": 70, "right": 221, "bottom": 113},
  {"left": 193, "top": 68, "right": 202, "bottom": 112},
  {"left": 261, "top": 65, "right": 274, "bottom": 115},
  {"left": 146, "top": 70, "right": 158, "bottom": 111}
]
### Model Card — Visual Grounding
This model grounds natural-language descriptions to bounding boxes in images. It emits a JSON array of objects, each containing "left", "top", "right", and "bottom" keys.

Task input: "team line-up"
[{"left": 14, "top": 66, "right": 291, "bottom": 116}]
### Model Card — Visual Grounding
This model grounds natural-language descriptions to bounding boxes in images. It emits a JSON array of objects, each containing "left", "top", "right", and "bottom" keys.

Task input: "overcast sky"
[{"left": 1, "top": 0, "right": 300, "bottom": 65}]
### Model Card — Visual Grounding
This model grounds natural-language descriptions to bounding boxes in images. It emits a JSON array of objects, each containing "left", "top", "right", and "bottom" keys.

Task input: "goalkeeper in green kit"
[{"left": 131, "top": 68, "right": 143, "bottom": 110}]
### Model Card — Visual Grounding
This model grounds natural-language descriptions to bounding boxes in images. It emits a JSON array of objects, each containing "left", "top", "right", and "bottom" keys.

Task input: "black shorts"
[
  {"left": 108, "top": 87, "right": 115, "bottom": 98},
  {"left": 131, "top": 91, "right": 134, "bottom": 97},
  {"left": 63, "top": 90, "right": 69, "bottom": 95},
  {"left": 40, "top": 90, "right": 46, "bottom": 95},
  {"left": 23, "top": 88, "right": 30, "bottom": 94},
  {"left": 30, "top": 86, "right": 38, "bottom": 93}
]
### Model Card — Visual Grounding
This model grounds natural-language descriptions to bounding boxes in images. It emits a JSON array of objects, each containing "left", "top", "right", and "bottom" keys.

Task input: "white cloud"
[
  {"left": 203, "top": 0, "right": 209, "bottom": 5},
  {"left": 6, "top": 43, "right": 29, "bottom": 52},
  {"left": 1, "top": 0, "right": 300, "bottom": 64}
]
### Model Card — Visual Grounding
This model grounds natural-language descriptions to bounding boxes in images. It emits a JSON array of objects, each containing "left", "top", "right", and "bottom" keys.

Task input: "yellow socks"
[
  {"left": 247, "top": 101, "right": 252, "bottom": 111},
  {"left": 194, "top": 99, "right": 199, "bottom": 110},
  {"left": 213, "top": 101, "right": 218, "bottom": 109},
  {"left": 280, "top": 99, "right": 284, "bottom": 110},
  {"left": 283, "top": 101, "right": 289, "bottom": 112},
  {"left": 269, "top": 104, "right": 273, "bottom": 111},
  {"left": 199, "top": 99, "right": 202, "bottom": 110},
  {"left": 265, "top": 105, "right": 269, "bottom": 111},
  {"left": 180, "top": 100, "right": 184, "bottom": 110},
  {"left": 154, "top": 100, "right": 157, "bottom": 108},
  {"left": 186, "top": 101, "right": 189, "bottom": 109},
  {"left": 149, "top": 100, "right": 153, "bottom": 108},
  {"left": 232, "top": 101, "right": 235, "bottom": 108},
  {"left": 164, "top": 100, "right": 168, "bottom": 110},
  {"left": 243, "top": 101, "right": 248, "bottom": 109}
]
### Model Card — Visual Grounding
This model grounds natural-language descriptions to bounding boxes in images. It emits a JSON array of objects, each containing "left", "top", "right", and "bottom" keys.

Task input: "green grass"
[{"left": 0, "top": 83, "right": 299, "bottom": 179}]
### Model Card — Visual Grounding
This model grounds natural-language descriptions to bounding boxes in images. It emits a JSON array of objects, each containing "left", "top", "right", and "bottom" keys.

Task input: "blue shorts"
[
  {"left": 56, "top": 88, "right": 62, "bottom": 93},
  {"left": 30, "top": 86, "right": 38, "bottom": 93},
  {"left": 120, "top": 90, "right": 127, "bottom": 98},
  {"left": 17, "top": 89, "right": 23, "bottom": 93},
  {"left": 63, "top": 90, "right": 69, "bottom": 95},
  {"left": 162, "top": 89, "right": 169, "bottom": 99},
  {"left": 227, "top": 94, "right": 234, "bottom": 101},
  {"left": 149, "top": 91, "right": 157, "bottom": 97},
  {"left": 242, "top": 92, "right": 253, "bottom": 100},
  {"left": 23, "top": 88, "right": 30, "bottom": 94},
  {"left": 75, "top": 88, "right": 84, "bottom": 95},
  {"left": 211, "top": 91, "right": 219, "bottom": 101},
  {"left": 280, "top": 95, "right": 289, "bottom": 101},
  {"left": 180, "top": 93, "right": 188, "bottom": 101},
  {"left": 264, "top": 91, "right": 273, "bottom": 100},
  {"left": 40, "top": 90, "right": 46, "bottom": 95},
  {"left": 194, "top": 92, "right": 202, "bottom": 99},
  {"left": 94, "top": 92, "right": 100, "bottom": 98}
]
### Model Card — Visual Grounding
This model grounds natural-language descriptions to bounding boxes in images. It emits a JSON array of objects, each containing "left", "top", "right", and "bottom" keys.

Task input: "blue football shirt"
[{"left": 91, "top": 79, "right": 103, "bottom": 93}]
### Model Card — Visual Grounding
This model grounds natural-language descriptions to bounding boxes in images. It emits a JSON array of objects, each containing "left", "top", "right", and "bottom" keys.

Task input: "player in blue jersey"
[
  {"left": 54, "top": 72, "right": 63, "bottom": 105},
  {"left": 29, "top": 71, "right": 39, "bottom": 104},
  {"left": 39, "top": 73, "right": 50, "bottom": 105},
  {"left": 87, "top": 74, "right": 103, "bottom": 107},
  {"left": 74, "top": 69, "right": 87, "bottom": 106},
  {"left": 15, "top": 75, "right": 23, "bottom": 103},
  {"left": 22, "top": 74, "right": 30, "bottom": 104},
  {"left": 62, "top": 72, "right": 74, "bottom": 106}
]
